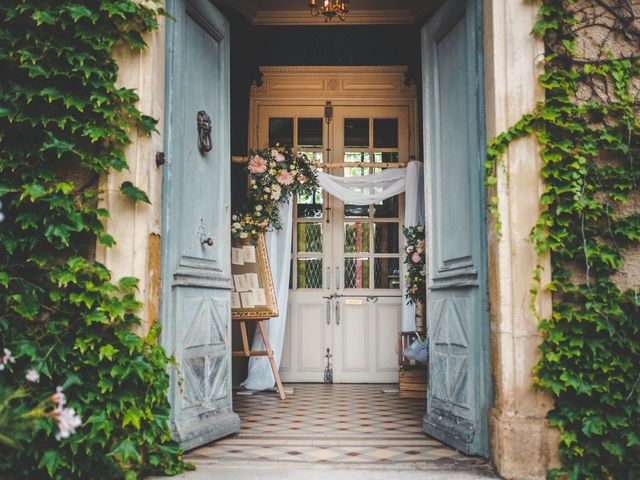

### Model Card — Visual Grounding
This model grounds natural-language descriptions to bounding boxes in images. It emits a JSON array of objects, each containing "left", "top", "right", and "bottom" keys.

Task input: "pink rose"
[
  {"left": 248, "top": 155, "right": 267, "bottom": 174},
  {"left": 275, "top": 153, "right": 285, "bottom": 162},
  {"left": 411, "top": 251, "right": 421, "bottom": 263},
  {"left": 276, "top": 170, "right": 294, "bottom": 185}
]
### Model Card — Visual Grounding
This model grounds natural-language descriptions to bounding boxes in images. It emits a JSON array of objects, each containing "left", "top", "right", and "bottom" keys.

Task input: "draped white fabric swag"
[{"left": 242, "top": 161, "right": 425, "bottom": 390}]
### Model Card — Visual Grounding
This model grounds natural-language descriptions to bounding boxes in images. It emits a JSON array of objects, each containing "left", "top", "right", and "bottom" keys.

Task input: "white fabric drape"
[
  {"left": 241, "top": 200, "right": 293, "bottom": 391},
  {"left": 241, "top": 161, "right": 424, "bottom": 390},
  {"left": 315, "top": 166, "right": 407, "bottom": 205},
  {"left": 401, "top": 161, "right": 425, "bottom": 331}
]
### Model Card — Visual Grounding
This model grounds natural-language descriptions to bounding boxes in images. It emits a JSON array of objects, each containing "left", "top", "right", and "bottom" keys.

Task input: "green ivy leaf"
[{"left": 120, "top": 181, "right": 151, "bottom": 204}]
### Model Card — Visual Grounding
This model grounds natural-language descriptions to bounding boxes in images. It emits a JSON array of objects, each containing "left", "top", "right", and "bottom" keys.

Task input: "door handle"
[
  {"left": 335, "top": 266, "right": 340, "bottom": 291},
  {"left": 325, "top": 300, "right": 331, "bottom": 325},
  {"left": 335, "top": 299, "right": 340, "bottom": 326},
  {"left": 326, "top": 266, "right": 331, "bottom": 290}
]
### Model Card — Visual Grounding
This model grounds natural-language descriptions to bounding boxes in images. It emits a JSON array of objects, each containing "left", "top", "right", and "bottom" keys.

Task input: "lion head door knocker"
[{"left": 196, "top": 110, "right": 213, "bottom": 153}]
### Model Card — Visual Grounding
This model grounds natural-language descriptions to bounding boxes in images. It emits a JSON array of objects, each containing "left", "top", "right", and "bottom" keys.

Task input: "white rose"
[
  {"left": 239, "top": 232, "right": 248, "bottom": 239},
  {"left": 233, "top": 222, "right": 241, "bottom": 229},
  {"left": 255, "top": 205, "right": 263, "bottom": 211},
  {"left": 406, "top": 246, "right": 414, "bottom": 253}
]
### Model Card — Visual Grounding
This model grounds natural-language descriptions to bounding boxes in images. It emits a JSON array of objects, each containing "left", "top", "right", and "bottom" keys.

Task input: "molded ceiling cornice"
[{"left": 214, "top": 0, "right": 437, "bottom": 25}]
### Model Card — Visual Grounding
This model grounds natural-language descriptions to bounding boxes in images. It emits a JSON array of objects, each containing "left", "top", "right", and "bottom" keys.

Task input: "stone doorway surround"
[{"left": 103, "top": 0, "right": 560, "bottom": 477}]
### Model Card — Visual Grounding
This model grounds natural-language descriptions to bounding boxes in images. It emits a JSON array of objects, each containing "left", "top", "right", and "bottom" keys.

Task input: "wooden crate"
[{"left": 399, "top": 368, "right": 427, "bottom": 399}]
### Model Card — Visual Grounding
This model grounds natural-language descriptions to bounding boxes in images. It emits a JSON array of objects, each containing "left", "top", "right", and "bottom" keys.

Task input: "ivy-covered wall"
[
  {"left": 486, "top": 0, "right": 640, "bottom": 477},
  {"left": 0, "top": 1, "right": 188, "bottom": 478}
]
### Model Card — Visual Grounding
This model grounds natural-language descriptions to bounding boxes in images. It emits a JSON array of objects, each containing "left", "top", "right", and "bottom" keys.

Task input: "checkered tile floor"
[{"left": 188, "top": 384, "right": 486, "bottom": 465}]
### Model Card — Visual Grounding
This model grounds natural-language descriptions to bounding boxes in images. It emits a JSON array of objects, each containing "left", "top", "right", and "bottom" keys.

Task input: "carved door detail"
[
  {"left": 161, "top": 0, "right": 239, "bottom": 450},
  {"left": 421, "top": 0, "right": 492, "bottom": 457}
]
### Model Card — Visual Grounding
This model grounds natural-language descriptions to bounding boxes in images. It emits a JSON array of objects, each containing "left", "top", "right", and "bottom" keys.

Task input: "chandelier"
[{"left": 308, "top": 0, "right": 349, "bottom": 22}]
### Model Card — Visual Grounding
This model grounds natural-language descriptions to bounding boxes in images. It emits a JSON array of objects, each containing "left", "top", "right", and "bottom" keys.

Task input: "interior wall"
[{"left": 215, "top": 4, "right": 424, "bottom": 210}]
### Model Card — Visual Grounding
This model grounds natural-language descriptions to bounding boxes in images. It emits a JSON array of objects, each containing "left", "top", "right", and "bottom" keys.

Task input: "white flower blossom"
[
  {"left": 232, "top": 222, "right": 241, "bottom": 229},
  {"left": 0, "top": 348, "right": 16, "bottom": 370},
  {"left": 255, "top": 205, "right": 263, "bottom": 212},
  {"left": 51, "top": 406, "right": 82, "bottom": 441},
  {"left": 406, "top": 246, "right": 414, "bottom": 253},
  {"left": 239, "top": 232, "right": 248, "bottom": 239},
  {"left": 25, "top": 369, "right": 40, "bottom": 383},
  {"left": 271, "top": 184, "right": 282, "bottom": 201}
]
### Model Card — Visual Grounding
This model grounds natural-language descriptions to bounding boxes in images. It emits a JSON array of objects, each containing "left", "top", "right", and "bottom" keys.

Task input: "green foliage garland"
[
  {"left": 0, "top": 1, "right": 189, "bottom": 478},
  {"left": 402, "top": 225, "right": 426, "bottom": 305},
  {"left": 485, "top": 0, "right": 640, "bottom": 477}
]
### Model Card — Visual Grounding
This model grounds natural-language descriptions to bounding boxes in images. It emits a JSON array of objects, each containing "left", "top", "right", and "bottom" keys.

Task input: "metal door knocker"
[{"left": 197, "top": 110, "right": 212, "bottom": 153}]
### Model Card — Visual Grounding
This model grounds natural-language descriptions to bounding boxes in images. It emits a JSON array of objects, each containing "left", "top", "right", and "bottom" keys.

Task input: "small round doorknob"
[{"left": 201, "top": 237, "right": 214, "bottom": 246}]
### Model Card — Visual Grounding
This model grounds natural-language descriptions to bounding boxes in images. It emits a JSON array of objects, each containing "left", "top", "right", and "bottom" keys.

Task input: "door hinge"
[{"left": 155, "top": 152, "right": 165, "bottom": 166}]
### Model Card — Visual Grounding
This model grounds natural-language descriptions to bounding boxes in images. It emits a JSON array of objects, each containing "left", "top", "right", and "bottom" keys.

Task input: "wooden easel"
[{"left": 232, "top": 318, "right": 286, "bottom": 400}]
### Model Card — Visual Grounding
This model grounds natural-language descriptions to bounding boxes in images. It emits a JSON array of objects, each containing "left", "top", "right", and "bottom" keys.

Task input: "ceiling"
[{"left": 214, "top": 0, "right": 438, "bottom": 25}]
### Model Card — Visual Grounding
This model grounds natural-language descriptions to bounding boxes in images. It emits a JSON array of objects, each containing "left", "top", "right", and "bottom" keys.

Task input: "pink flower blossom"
[
  {"left": 47, "top": 385, "right": 82, "bottom": 440},
  {"left": 50, "top": 406, "right": 82, "bottom": 440},
  {"left": 275, "top": 153, "right": 285, "bottom": 162},
  {"left": 411, "top": 251, "right": 421, "bottom": 263},
  {"left": 276, "top": 170, "right": 294, "bottom": 185},
  {"left": 248, "top": 155, "right": 267, "bottom": 174},
  {"left": 51, "top": 386, "right": 66, "bottom": 408},
  {"left": 25, "top": 369, "right": 40, "bottom": 383}
]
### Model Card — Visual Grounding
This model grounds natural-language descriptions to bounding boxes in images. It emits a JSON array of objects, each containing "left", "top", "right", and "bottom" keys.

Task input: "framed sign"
[{"left": 230, "top": 233, "right": 278, "bottom": 319}]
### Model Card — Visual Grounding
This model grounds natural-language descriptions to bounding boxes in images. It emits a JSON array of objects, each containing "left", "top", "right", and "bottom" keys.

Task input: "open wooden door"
[
  {"left": 421, "top": 0, "right": 492, "bottom": 457},
  {"left": 161, "top": 0, "right": 239, "bottom": 450}
]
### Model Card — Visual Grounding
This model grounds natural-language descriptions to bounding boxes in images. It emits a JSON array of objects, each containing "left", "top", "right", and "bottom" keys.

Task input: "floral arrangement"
[
  {"left": 403, "top": 225, "right": 426, "bottom": 305},
  {"left": 231, "top": 146, "right": 318, "bottom": 239},
  {"left": 1, "top": 348, "right": 81, "bottom": 450}
]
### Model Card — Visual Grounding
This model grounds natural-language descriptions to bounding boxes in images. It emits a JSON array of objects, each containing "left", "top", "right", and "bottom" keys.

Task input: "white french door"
[{"left": 256, "top": 105, "right": 408, "bottom": 383}]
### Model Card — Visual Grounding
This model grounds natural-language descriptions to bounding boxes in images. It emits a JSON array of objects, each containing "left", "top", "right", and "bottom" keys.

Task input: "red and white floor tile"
[{"left": 187, "top": 384, "right": 487, "bottom": 466}]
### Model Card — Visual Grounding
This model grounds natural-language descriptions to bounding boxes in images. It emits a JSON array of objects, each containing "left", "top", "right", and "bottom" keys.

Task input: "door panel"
[
  {"left": 339, "top": 303, "right": 369, "bottom": 373},
  {"left": 161, "top": 0, "right": 239, "bottom": 450},
  {"left": 298, "top": 304, "right": 327, "bottom": 371},
  {"left": 376, "top": 303, "right": 402, "bottom": 371},
  {"left": 422, "top": 0, "right": 491, "bottom": 457}
]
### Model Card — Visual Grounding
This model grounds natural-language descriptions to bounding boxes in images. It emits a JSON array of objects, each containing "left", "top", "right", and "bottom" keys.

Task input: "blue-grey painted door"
[
  {"left": 421, "top": 0, "right": 492, "bottom": 457},
  {"left": 161, "top": 0, "right": 238, "bottom": 450}
]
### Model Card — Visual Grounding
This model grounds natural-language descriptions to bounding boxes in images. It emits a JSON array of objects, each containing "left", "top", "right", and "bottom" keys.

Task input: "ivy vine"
[
  {"left": 0, "top": 1, "right": 189, "bottom": 478},
  {"left": 486, "top": 0, "right": 640, "bottom": 477}
]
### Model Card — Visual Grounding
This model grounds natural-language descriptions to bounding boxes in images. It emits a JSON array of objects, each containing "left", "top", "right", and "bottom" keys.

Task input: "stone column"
[
  {"left": 483, "top": 0, "right": 560, "bottom": 477},
  {"left": 95, "top": 14, "right": 166, "bottom": 335}
]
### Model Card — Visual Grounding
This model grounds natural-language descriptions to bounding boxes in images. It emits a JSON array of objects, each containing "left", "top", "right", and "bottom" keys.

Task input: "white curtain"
[
  {"left": 401, "top": 161, "right": 425, "bottom": 332},
  {"left": 241, "top": 200, "right": 293, "bottom": 391},
  {"left": 241, "top": 161, "right": 424, "bottom": 390}
]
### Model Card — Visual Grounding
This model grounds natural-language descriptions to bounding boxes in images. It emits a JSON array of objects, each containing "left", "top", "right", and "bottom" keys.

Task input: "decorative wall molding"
[
  {"left": 251, "top": 66, "right": 417, "bottom": 98},
  {"left": 252, "top": 9, "right": 415, "bottom": 25},
  {"left": 213, "top": 0, "right": 437, "bottom": 25}
]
